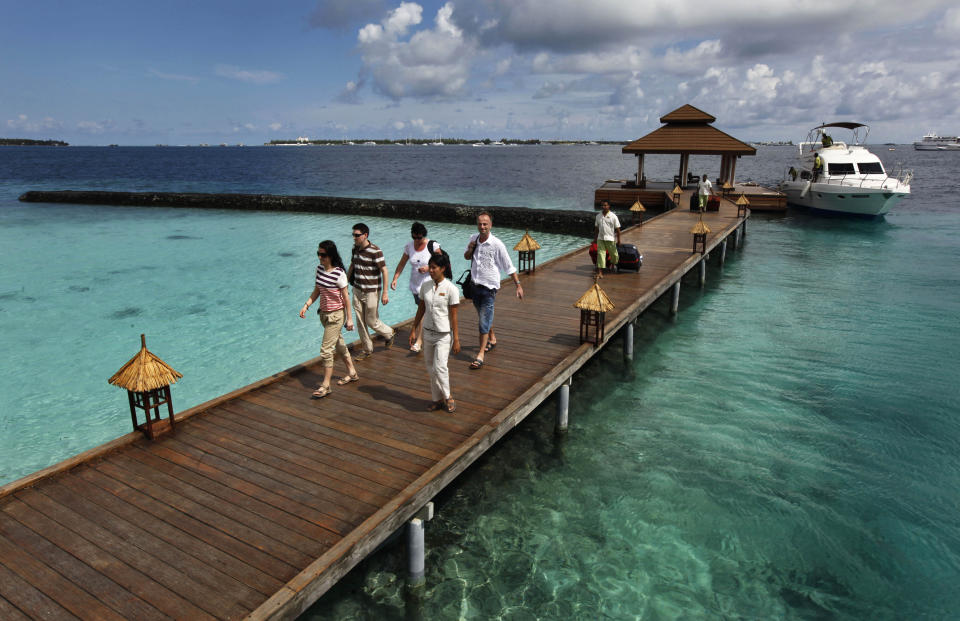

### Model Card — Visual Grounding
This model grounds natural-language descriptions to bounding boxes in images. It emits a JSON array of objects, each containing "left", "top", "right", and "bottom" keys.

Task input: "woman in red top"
[{"left": 299, "top": 240, "right": 359, "bottom": 398}]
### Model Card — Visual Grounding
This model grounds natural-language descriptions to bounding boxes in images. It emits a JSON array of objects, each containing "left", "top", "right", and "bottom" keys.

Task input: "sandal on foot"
[
  {"left": 312, "top": 385, "right": 331, "bottom": 398},
  {"left": 484, "top": 341, "right": 497, "bottom": 353},
  {"left": 410, "top": 344, "right": 421, "bottom": 353},
  {"left": 469, "top": 359, "right": 484, "bottom": 370},
  {"left": 427, "top": 400, "right": 444, "bottom": 411},
  {"left": 445, "top": 399, "right": 456, "bottom": 413},
  {"left": 337, "top": 373, "right": 360, "bottom": 386}
]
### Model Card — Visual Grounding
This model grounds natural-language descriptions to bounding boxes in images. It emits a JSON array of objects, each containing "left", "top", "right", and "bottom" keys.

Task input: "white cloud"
[
  {"left": 935, "top": 7, "right": 960, "bottom": 37},
  {"left": 6, "top": 114, "right": 63, "bottom": 133},
  {"left": 351, "top": 2, "right": 473, "bottom": 100},
  {"left": 76, "top": 120, "right": 116, "bottom": 134},
  {"left": 215, "top": 65, "right": 283, "bottom": 84},
  {"left": 148, "top": 69, "right": 200, "bottom": 83}
]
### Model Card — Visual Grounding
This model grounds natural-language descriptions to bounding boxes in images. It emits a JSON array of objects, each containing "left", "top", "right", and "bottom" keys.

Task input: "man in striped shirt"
[{"left": 348, "top": 222, "right": 395, "bottom": 359}]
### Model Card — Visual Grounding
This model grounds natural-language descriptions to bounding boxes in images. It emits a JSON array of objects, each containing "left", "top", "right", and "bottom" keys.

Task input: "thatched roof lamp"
[
  {"left": 630, "top": 199, "right": 646, "bottom": 226},
  {"left": 574, "top": 279, "right": 615, "bottom": 345},
  {"left": 690, "top": 216, "right": 711, "bottom": 254},
  {"left": 722, "top": 180, "right": 734, "bottom": 197},
  {"left": 513, "top": 231, "right": 542, "bottom": 273},
  {"left": 109, "top": 334, "right": 182, "bottom": 439},
  {"left": 672, "top": 184, "right": 683, "bottom": 208},
  {"left": 736, "top": 192, "right": 750, "bottom": 218}
]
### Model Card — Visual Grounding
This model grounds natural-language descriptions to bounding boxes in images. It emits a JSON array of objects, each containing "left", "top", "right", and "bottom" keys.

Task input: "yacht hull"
[{"left": 780, "top": 182, "right": 906, "bottom": 216}]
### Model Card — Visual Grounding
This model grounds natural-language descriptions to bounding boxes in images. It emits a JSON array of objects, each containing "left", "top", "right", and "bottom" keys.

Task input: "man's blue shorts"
[{"left": 471, "top": 284, "right": 497, "bottom": 335}]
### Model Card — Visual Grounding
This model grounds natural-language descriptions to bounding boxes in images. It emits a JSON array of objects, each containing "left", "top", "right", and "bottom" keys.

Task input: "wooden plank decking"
[{"left": 0, "top": 193, "right": 748, "bottom": 620}]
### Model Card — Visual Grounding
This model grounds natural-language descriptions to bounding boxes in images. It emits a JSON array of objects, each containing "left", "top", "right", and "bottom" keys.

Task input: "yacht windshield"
[
  {"left": 857, "top": 162, "right": 884, "bottom": 174},
  {"left": 827, "top": 163, "right": 855, "bottom": 175}
]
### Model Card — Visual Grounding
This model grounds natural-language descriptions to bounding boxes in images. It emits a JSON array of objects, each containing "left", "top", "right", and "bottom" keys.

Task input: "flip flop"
[
  {"left": 469, "top": 359, "right": 484, "bottom": 370},
  {"left": 445, "top": 399, "right": 456, "bottom": 413},
  {"left": 312, "top": 385, "right": 331, "bottom": 398},
  {"left": 337, "top": 373, "right": 360, "bottom": 386},
  {"left": 484, "top": 341, "right": 497, "bottom": 353}
]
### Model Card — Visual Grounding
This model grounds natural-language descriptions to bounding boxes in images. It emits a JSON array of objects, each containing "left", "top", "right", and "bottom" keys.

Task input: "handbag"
[{"left": 456, "top": 269, "right": 474, "bottom": 299}]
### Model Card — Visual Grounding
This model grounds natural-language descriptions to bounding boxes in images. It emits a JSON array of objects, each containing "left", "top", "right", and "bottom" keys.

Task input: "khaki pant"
[
  {"left": 318, "top": 309, "right": 351, "bottom": 368},
  {"left": 596, "top": 239, "right": 619, "bottom": 269},
  {"left": 423, "top": 328, "right": 451, "bottom": 401},
  {"left": 353, "top": 288, "right": 394, "bottom": 353}
]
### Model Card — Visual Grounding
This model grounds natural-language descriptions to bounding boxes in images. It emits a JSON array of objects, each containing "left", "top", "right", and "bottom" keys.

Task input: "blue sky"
[{"left": 3, "top": 0, "right": 959, "bottom": 145}]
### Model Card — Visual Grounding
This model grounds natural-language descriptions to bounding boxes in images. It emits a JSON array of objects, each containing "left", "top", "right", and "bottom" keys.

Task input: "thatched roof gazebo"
[
  {"left": 109, "top": 334, "right": 182, "bottom": 439},
  {"left": 622, "top": 104, "right": 756, "bottom": 189}
]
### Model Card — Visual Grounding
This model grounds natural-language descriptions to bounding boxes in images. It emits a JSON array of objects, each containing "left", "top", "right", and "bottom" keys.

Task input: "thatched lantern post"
[
  {"left": 672, "top": 184, "right": 683, "bottom": 209},
  {"left": 574, "top": 278, "right": 615, "bottom": 346},
  {"left": 513, "top": 230, "right": 542, "bottom": 274},
  {"left": 736, "top": 192, "right": 750, "bottom": 218},
  {"left": 109, "top": 334, "right": 182, "bottom": 440},
  {"left": 691, "top": 214, "right": 710, "bottom": 254},
  {"left": 721, "top": 180, "right": 734, "bottom": 198},
  {"left": 630, "top": 199, "right": 646, "bottom": 227}
]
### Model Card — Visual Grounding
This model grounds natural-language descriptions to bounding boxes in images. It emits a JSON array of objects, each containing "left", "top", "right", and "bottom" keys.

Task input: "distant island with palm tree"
[{"left": 0, "top": 138, "right": 69, "bottom": 146}]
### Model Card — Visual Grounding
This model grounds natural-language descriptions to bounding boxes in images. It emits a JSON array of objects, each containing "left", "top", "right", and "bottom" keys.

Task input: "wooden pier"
[{"left": 0, "top": 192, "right": 748, "bottom": 620}]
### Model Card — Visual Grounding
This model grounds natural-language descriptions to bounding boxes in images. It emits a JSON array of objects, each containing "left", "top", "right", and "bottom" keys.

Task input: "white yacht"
[
  {"left": 913, "top": 132, "right": 960, "bottom": 150},
  {"left": 778, "top": 122, "right": 912, "bottom": 217}
]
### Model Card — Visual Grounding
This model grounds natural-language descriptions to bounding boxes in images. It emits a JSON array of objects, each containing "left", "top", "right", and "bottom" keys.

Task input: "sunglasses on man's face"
[
  {"left": 352, "top": 232, "right": 364, "bottom": 237},
  {"left": 317, "top": 252, "right": 327, "bottom": 257}
]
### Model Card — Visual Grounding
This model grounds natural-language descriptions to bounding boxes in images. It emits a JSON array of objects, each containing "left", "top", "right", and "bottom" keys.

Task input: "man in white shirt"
[
  {"left": 593, "top": 201, "right": 621, "bottom": 278},
  {"left": 463, "top": 212, "right": 523, "bottom": 369},
  {"left": 698, "top": 174, "right": 714, "bottom": 210}
]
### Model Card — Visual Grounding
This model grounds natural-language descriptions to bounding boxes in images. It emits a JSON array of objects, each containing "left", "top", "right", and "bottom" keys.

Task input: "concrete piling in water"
[
  {"left": 720, "top": 239, "right": 727, "bottom": 265},
  {"left": 624, "top": 321, "right": 634, "bottom": 360},
  {"left": 407, "top": 518, "right": 425, "bottom": 584},
  {"left": 407, "top": 502, "right": 434, "bottom": 586},
  {"left": 699, "top": 259, "right": 707, "bottom": 286},
  {"left": 671, "top": 282, "right": 681, "bottom": 314},
  {"left": 556, "top": 379, "right": 571, "bottom": 433}
]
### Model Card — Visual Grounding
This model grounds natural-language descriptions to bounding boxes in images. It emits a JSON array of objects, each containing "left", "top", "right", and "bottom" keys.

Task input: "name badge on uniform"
[{"left": 439, "top": 292, "right": 446, "bottom": 296}]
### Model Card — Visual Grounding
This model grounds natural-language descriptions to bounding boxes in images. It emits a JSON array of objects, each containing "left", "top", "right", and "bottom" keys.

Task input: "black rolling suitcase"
[
  {"left": 617, "top": 243, "right": 642, "bottom": 271},
  {"left": 689, "top": 192, "right": 699, "bottom": 211}
]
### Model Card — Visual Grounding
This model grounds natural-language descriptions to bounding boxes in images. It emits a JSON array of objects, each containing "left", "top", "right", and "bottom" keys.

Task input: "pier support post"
[
  {"left": 720, "top": 239, "right": 727, "bottom": 265},
  {"left": 623, "top": 321, "right": 634, "bottom": 360},
  {"left": 556, "top": 379, "right": 571, "bottom": 433},
  {"left": 670, "top": 282, "right": 681, "bottom": 315},
  {"left": 699, "top": 260, "right": 706, "bottom": 287},
  {"left": 408, "top": 519, "right": 425, "bottom": 584},
  {"left": 407, "top": 502, "right": 434, "bottom": 586}
]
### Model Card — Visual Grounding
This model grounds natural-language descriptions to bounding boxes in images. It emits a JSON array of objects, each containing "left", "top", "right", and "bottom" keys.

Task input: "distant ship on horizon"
[{"left": 913, "top": 132, "right": 960, "bottom": 150}]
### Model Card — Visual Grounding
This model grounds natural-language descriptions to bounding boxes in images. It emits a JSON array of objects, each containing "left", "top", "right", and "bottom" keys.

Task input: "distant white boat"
[
  {"left": 913, "top": 132, "right": 960, "bottom": 150},
  {"left": 491, "top": 140, "right": 505, "bottom": 146},
  {"left": 363, "top": 141, "right": 376, "bottom": 145}
]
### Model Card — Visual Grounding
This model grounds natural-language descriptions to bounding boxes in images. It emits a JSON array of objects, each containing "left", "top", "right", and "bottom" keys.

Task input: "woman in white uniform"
[{"left": 409, "top": 252, "right": 460, "bottom": 413}]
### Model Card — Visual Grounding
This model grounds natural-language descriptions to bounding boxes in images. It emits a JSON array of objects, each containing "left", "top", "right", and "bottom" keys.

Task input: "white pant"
[
  {"left": 422, "top": 328, "right": 451, "bottom": 401},
  {"left": 353, "top": 288, "right": 394, "bottom": 352}
]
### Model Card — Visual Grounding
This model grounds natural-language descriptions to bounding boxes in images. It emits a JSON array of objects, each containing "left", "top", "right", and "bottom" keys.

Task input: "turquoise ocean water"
[{"left": 1, "top": 145, "right": 958, "bottom": 618}]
